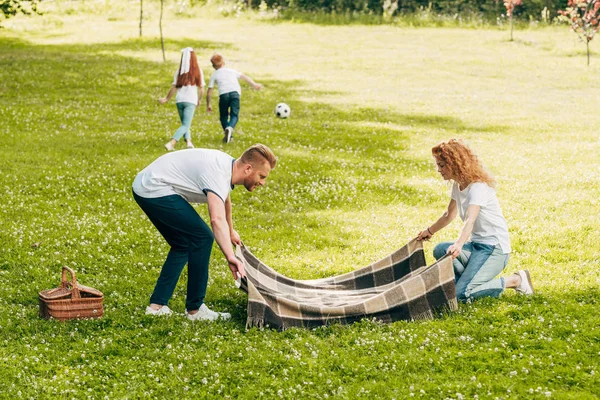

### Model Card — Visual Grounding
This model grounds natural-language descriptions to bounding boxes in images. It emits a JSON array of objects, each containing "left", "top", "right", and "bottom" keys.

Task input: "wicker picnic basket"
[{"left": 39, "top": 266, "right": 104, "bottom": 321}]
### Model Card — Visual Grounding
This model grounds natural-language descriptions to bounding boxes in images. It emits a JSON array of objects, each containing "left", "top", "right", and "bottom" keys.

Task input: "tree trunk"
[
  {"left": 139, "top": 0, "right": 143, "bottom": 37},
  {"left": 160, "top": 0, "right": 166, "bottom": 62},
  {"left": 510, "top": 15, "right": 514, "bottom": 42},
  {"left": 587, "top": 40, "right": 590, "bottom": 66},
  {"left": 140, "top": 0, "right": 144, "bottom": 37}
]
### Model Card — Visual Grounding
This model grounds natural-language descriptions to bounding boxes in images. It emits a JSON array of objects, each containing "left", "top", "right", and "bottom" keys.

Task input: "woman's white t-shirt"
[
  {"left": 451, "top": 182, "right": 511, "bottom": 254},
  {"left": 173, "top": 69, "right": 205, "bottom": 105},
  {"left": 132, "top": 149, "right": 234, "bottom": 204}
]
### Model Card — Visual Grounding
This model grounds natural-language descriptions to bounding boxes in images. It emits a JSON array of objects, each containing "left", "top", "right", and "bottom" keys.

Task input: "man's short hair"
[{"left": 240, "top": 144, "right": 277, "bottom": 169}]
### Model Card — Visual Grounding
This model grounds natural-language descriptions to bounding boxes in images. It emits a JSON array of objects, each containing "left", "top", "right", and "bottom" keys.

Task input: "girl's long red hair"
[{"left": 176, "top": 51, "right": 203, "bottom": 88}]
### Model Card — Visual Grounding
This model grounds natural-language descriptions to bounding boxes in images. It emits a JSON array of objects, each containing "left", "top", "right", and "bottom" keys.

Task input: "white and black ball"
[{"left": 275, "top": 103, "right": 291, "bottom": 119}]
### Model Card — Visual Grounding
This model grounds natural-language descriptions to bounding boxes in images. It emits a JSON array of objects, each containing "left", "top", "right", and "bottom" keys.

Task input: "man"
[{"left": 132, "top": 144, "right": 276, "bottom": 321}]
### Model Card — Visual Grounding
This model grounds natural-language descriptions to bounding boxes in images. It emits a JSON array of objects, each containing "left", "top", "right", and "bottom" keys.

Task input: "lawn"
[{"left": 0, "top": 2, "right": 599, "bottom": 399}]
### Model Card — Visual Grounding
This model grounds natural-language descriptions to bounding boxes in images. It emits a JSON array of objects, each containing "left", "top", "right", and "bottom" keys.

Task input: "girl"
[
  {"left": 158, "top": 47, "right": 205, "bottom": 151},
  {"left": 416, "top": 139, "right": 533, "bottom": 302}
]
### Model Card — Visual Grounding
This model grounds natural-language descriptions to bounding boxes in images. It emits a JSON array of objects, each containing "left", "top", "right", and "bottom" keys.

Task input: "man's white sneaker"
[
  {"left": 515, "top": 270, "right": 534, "bottom": 295},
  {"left": 164, "top": 141, "right": 175, "bottom": 151},
  {"left": 145, "top": 305, "right": 173, "bottom": 316},
  {"left": 187, "top": 303, "right": 231, "bottom": 321}
]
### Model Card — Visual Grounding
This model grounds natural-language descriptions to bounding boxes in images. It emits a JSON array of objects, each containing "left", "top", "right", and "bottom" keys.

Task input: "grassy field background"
[{"left": 1, "top": 2, "right": 599, "bottom": 398}]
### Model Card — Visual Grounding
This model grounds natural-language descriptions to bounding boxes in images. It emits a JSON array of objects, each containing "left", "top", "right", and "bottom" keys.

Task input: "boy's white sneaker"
[
  {"left": 515, "top": 270, "right": 534, "bottom": 295},
  {"left": 187, "top": 303, "right": 231, "bottom": 321},
  {"left": 164, "top": 141, "right": 175, "bottom": 151},
  {"left": 145, "top": 305, "right": 173, "bottom": 316},
  {"left": 223, "top": 127, "right": 233, "bottom": 144}
]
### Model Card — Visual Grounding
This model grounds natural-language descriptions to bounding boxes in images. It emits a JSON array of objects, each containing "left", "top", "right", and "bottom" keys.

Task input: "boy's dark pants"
[
  {"left": 218, "top": 92, "right": 240, "bottom": 131},
  {"left": 133, "top": 191, "right": 214, "bottom": 311}
]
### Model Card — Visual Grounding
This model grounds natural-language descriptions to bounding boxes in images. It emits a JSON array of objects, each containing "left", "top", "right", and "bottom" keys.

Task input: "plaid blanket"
[{"left": 236, "top": 239, "right": 457, "bottom": 330}]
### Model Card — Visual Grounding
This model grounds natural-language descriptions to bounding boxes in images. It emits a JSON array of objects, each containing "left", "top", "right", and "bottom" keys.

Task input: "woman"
[
  {"left": 416, "top": 139, "right": 533, "bottom": 302},
  {"left": 158, "top": 47, "right": 205, "bottom": 151}
]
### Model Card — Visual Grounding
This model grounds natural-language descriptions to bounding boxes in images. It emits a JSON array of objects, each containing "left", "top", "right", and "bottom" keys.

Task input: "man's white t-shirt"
[
  {"left": 451, "top": 182, "right": 511, "bottom": 254},
  {"left": 208, "top": 68, "right": 242, "bottom": 96},
  {"left": 132, "top": 149, "right": 234, "bottom": 204},
  {"left": 172, "top": 69, "right": 205, "bottom": 105}
]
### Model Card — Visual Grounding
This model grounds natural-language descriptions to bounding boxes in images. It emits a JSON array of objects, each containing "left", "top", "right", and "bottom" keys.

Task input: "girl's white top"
[
  {"left": 451, "top": 182, "right": 511, "bottom": 253},
  {"left": 132, "top": 149, "right": 234, "bottom": 204},
  {"left": 173, "top": 69, "right": 205, "bottom": 105}
]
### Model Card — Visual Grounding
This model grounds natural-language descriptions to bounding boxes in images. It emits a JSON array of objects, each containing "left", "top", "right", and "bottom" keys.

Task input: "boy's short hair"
[
  {"left": 211, "top": 53, "right": 225, "bottom": 68},
  {"left": 241, "top": 144, "right": 277, "bottom": 169}
]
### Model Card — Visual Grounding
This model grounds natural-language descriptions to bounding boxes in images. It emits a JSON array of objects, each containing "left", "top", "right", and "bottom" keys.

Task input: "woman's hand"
[
  {"left": 416, "top": 227, "right": 433, "bottom": 241},
  {"left": 446, "top": 242, "right": 463, "bottom": 259}
]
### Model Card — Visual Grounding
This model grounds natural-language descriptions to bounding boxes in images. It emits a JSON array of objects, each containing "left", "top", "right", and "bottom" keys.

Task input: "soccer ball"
[{"left": 275, "top": 103, "right": 291, "bottom": 119}]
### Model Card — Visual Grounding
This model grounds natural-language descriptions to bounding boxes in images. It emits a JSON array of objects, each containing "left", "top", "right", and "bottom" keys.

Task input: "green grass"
[{"left": 1, "top": 3, "right": 599, "bottom": 399}]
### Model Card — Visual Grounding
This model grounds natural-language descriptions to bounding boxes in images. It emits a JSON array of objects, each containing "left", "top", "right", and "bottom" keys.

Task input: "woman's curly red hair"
[{"left": 432, "top": 139, "right": 496, "bottom": 188}]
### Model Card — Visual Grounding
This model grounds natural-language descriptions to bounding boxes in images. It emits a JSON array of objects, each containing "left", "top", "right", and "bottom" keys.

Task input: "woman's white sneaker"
[
  {"left": 145, "top": 305, "right": 173, "bottom": 316},
  {"left": 187, "top": 303, "right": 231, "bottom": 321},
  {"left": 515, "top": 270, "right": 534, "bottom": 295}
]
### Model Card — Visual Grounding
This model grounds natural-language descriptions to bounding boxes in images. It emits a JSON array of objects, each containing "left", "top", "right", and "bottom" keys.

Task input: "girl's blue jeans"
[
  {"left": 433, "top": 241, "right": 509, "bottom": 302},
  {"left": 173, "top": 102, "right": 196, "bottom": 141}
]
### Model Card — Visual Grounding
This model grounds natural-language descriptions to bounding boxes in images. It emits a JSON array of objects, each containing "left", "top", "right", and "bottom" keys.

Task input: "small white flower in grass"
[
  {"left": 201, "top": 378, "right": 207, "bottom": 385},
  {"left": 545, "top": 392, "right": 552, "bottom": 397},
  {"left": 510, "top": 371, "right": 517, "bottom": 377},
  {"left": 456, "top": 393, "right": 464, "bottom": 400}
]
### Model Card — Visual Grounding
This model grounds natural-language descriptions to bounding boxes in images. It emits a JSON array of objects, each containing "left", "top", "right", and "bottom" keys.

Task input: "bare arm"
[
  {"left": 240, "top": 74, "right": 263, "bottom": 90},
  {"left": 206, "top": 88, "right": 213, "bottom": 112},
  {"left": 446, "top": 204, "right": 480, "bottom": 258},
  {"left": 225, "top": 195, "right": 241, "bottom": 245},
  {"left": 158, "top": 85, "right": 177, "bottom": 104},
  {"left": 416, "top": 199, "right": 458, "bottom": 241},
  {"left": 207, "top": 192, "right": 245, "bottom": 278},
  {"left": 197, "top": 86, "right": 204, "bottom": 108}
]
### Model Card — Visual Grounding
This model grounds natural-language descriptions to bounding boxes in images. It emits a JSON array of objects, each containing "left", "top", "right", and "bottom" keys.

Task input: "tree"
[
  {"left": 496, "top": 0, "right": 523, "bottom": 41},
  {"left": 1, "top": 0, "right": 41, "bottom": 23},
  {"left": 159, "top": 0, "right": 166, "bottom": 62},
  {"left": 139, "top": 0, "right": 143, "bottom": 37},
  {"left": 559, "top": 0, "right": 600, "bottom": 65}
]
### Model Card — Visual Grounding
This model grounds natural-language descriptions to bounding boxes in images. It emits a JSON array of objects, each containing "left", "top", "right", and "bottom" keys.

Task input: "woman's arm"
[
  {"left": 416, "top": 199, "right": 458, "bottom": 241},
  {"left": 446, "top": 204, "right": 480, "bottom": 258}
]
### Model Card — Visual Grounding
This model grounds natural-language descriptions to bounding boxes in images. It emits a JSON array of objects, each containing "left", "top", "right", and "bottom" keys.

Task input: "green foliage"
[
  {"left": 0, "top": 10, "right": 599, "bottom": 398},
  {"left": 0, "top": 0, "right": 40, "bottom": 21}
]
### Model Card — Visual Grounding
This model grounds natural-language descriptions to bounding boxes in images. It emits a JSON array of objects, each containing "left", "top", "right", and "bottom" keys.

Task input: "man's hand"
[
  {"left": 227, "top": 256, "right": 246, "bottom": 279},
  {"left": 230, "top": 229, "right": 241, "bottom": 246},
  {"left": 447, "top": 242, "right": 463, "bottom": 259}
]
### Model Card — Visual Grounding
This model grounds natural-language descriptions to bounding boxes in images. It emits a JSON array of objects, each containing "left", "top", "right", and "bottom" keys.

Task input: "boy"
[{"left": 206, "top": 53, "right": 263, "bottom": 143}]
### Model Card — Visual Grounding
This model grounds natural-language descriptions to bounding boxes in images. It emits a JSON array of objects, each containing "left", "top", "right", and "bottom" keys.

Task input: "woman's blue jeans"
[
  {"left": 433, "top": 241, "right": 509, "bottom": 302},
  {"left": 218, "top": 92, "right": 240, "bottom": 131},
  {"left": 173, "top": 102, "right": 196, "bottom": 141},
  {"left": 133, "top": 191, "right": 214, "bottom": 311}
]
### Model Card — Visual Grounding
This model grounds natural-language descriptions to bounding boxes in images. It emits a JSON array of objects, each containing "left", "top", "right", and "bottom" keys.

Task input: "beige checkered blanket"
[{"left": 235, "top": 238, "right": 457, "bottom": 330}]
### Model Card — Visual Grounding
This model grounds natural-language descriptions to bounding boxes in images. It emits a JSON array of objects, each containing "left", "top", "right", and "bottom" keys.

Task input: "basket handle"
[{"left": 61, "top": 266, "right": 81, "bottom": 299}]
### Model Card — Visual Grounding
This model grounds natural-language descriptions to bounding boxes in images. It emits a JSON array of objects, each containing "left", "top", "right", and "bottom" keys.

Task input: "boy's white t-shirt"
[
  {"left": 132, "top": 149, "right": 234, "bottom": 204},
  {"left": 451, "top": 182, "right": 511, "bottom": 254},
  {"left": 208, "top": 68, "right": 242, "bottom": 96},
  {"left": 172, "top": 69, "right": 205, "bottom": 105}
]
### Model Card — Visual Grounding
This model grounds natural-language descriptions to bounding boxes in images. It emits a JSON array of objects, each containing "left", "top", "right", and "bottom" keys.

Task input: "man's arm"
[
  {"left": 225, "top": 195, "right": 241, "bottom": 245},
  {"left": 207, "top": 192, "right": 245, "bottom": 278},
  {"left": 240, "top": 74, "right": 263, "bottom": 90}
]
